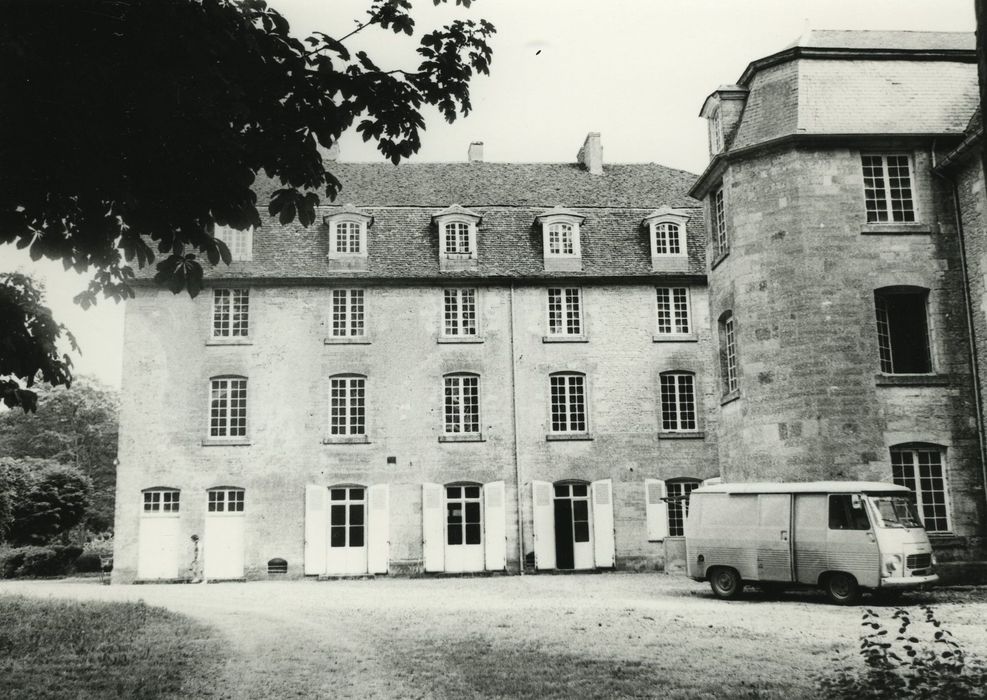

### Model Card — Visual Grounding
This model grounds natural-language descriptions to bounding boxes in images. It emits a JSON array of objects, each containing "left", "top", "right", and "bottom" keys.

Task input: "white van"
[{"left": 684, "top": 481, "right": 938, "bottom": 604}]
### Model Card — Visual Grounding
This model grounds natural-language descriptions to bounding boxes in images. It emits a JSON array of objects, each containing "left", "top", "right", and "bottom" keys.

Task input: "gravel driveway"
[{"left": 3, "top": 573, "right": 986, "bottom": 699}]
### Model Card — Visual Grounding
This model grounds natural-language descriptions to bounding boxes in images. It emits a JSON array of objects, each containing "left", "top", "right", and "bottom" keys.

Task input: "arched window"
[
  {"left": 549, "top": 372, "right": 587, "bottom": 434},
  {"left": 329, "top": 374, "right": 366, "bottom": 437},
  {"left": 209, "top": 376, "right": 247, "bottom": 438},
  {"left": 659, "top": 371, "right": 697, "bottom": 432},
  {"left": 890, "top": 443, "right": 950, "bottom": 532},
  {"left": 443, "top": 373, "right": 480, "bottom": 435},
  {"left": 874, "top": 286, "right": 931, "bottom": 374}
]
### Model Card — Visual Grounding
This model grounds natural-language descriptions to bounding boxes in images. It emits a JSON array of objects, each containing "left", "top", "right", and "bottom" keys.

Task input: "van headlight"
[{"left": 883, "top": 554, "right": 902, "bottom": 577}]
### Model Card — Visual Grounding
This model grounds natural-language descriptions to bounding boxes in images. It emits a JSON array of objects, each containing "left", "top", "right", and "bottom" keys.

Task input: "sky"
[{"left": 3, "top": 0, "right": 977, "bottom": 389}]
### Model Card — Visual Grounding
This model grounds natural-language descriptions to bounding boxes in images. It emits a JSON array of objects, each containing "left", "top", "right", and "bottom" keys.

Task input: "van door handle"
[{"left": 780, "top": 530, "right": 788, "bottom": 542}]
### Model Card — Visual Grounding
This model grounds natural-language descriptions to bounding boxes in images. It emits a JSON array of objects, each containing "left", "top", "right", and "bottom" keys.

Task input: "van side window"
[{"left": 828, "top": 495, "right": 870, "bottom": 530}]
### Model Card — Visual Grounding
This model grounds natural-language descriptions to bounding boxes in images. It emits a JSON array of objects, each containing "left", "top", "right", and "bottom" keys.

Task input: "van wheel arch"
[
  {"left": 821, "top": 571, "right": 862, "bottom": 605},
  {"left": 708, "top": 566, "right": 743, "bottom": 600}
]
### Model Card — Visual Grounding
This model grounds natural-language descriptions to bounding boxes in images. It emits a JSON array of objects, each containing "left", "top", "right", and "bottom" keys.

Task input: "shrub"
[
  {"left": 74, "top": 551, "right": 102, "bottom": 573},
  {"left": 818, "top": 606, "right": 987, "bottom": 699},
  {"left": 0, "top": 544, "right": 83, "bottom": 578}
]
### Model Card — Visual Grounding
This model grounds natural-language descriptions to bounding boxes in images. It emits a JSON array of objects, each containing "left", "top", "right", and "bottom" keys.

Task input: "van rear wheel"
[
  {"left": 824, "top": 572, "right": 861, "bottom": 605},
  {"left": 709, "top": 567, "right": 742, "bottom": 600}
]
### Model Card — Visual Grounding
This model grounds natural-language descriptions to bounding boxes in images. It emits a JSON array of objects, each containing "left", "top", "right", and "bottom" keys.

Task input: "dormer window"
[
  {"left": 536, "top": 206, "right": 584, "bottom": 272},
  {"left": 325, "top": 204, "right": 372, "bottom": 271},
  {"left": 432, "top": 204, "right": 481, "bottom": 271},
  {"left": 643, "top": 207, "right": 689, "bottom": 272},
  {"left": 214, "top": 225, "right": 253, "bottom": 262}
]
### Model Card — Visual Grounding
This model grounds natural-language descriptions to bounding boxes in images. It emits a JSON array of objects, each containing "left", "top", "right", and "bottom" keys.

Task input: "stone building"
[
  {"left": 691, "top": 30, "right": 986, "bottom": 578},
  {"left": 112, "top": 135, "right": 719, "bottom": 583},
  {"left": 114, "top": 29, "right": 987, "bottom": 583}
]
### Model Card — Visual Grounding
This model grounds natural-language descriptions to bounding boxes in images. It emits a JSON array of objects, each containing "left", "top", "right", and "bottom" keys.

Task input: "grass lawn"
[{"left": 0, "top": 595, "right": 224, "bottom": 699}]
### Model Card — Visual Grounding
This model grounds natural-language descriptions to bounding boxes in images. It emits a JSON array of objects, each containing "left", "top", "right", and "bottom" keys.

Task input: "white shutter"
[
  {"left": 304, "top": 485, "right": 328, "bottom": 575},
  {"left": 483, "top": 481, "right": 507, "bottom": 571},
  {"left": 422, "top": 483, "right": 445, "bottom": 572},
  {"left": 532, "top": 480, "right": 556, "bottom": 570},
  {"left": 367, "top": 484, "right": 390, "bottom": 574},
  {"left": 592, "top": 479, "right": 616, "bottom": 568},
  {"left": 645, "top": 479, "right": 669, "bottom": 541}
]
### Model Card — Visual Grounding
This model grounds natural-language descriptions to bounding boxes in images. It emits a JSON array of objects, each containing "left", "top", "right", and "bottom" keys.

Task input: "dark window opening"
[
  {"left": 875, "top": 289, "right": 931, "bottom": 374},
  {"left": 828, "top": 495, "right": 870, "bottom": 530}
]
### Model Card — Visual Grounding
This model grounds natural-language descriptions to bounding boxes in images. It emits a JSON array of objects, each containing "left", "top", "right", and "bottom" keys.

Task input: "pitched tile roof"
[
  {"left": 162, "top": 161, "right": 705, "bottom": 283},
  {"left": 786, "top": 30, "right": 974, "bottom": 52}
]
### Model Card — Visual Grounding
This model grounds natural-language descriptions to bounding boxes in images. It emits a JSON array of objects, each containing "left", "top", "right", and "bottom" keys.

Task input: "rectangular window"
[
  {"left": 446, "top": 485, "right": 482, "bottom": 546},
  {"left": 875, "top": 289, "right": 931, "bottom": 374},
  {"left": 711, "top": 189, "right": 727, "bottom": 257},
  {"left": 444, "top": 375, "right": 480, "bottom": 434},
  {"left": 550, "top": 374, "right": 587, "bottom": 433},
  {"left": 548, "top": 223, "right": 575, "bottom": 255},
  {"left": 828, "top": 495, "right": 870, "bottom": 530},
  {"left": 334, "top": 222, "right": 362, "bottom": 254},
  {"left": 656, "top": 287, "right": 690, "bottom": 335},
  {"left": 654, "top": 223, "right": 682, "bottom": 256},
  {"left": 892, "top": 447, "right": 950, "bottom": 532},
  {"left": 330, "top": 376, "right": 366, "bottom": 436},
  {"left": 547, "top": 288, "right": 582, "bottom": 336},
  {"left": 667, "top": 480, "right": 700, "bottom": 537},
  {"left": 209, "top": 378, "right": 247, "bottom": 438},
  {"left": 212, "top": 289, "right": 250, "bottom": 338},
  {"left": 329, "top": 487, "right": 365, "bottom": 548},
  {"left": 214, "top": 226, "right": 253, "bottom": 262},
  {"left": 722, "top": 315, "right": 738, "bottom": 394},
  {"left": 444, "top": 222, "right": 471, "bottom": 255},
  {"left": 208, "top": 489, "right": 245, "bottom": 513},
  {"left": 660, "top": 373, "right": 697, "bottom": 432},
  {"left": 331, "top": 289, "right": 365, "bottom": 338},
  {"left": 862, "top": 154, "right": 915, "bottom": 223},
  {"left": 143, "top": 490, "right": 180, "bottom": 513},
  {"left": 443, "top": 288, "right": 478, "bottom": 337}
]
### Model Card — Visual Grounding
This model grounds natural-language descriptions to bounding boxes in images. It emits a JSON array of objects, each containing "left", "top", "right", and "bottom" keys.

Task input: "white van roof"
[{"left": 693, "top": 481, "right": 911, "bottom": 495}]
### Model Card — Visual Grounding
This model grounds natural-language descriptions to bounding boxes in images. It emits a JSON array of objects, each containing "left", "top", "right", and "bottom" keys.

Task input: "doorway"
[
  {"left": 327, "top": 486, "right": 368, "bottom": 575},
  {"left": 553, "top": 482, "right": 593, "bottom": 570}
]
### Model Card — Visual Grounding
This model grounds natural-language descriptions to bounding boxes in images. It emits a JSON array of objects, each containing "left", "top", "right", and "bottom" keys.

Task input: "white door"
[
  {"left": 204, "top": 488, "right": 245, "bottom": 580},
  {"left": 591, "top": 479, "right": 615, "bottom": 568},
  {"left": 367, "top": 484, "right": 390, "bottom": 575},
  {"left": 137, "top": 489, "right": 180, "bottom": 580},
  {"left": 554, "top": 483, "right": 594, "bottom": 570},
  {"left": 138, "top": 516, "right": 180, "bottom": 579},
  {"left": 445, "top": 484, "right": 484, "bottom": 572},
  {"left": 532, "top": 481, "right": 556, "bottom": 570},
  {"left": 483, "top": 481, "right": 507, "bottom": 572},
  {"left": 326, "top": 486, "right": 368, "bottom": 575}
]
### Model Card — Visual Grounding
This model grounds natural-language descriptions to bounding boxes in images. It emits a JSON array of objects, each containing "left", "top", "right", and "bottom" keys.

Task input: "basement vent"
[{"left": 267, "top": 558, "right": 288, "bottom": 575}]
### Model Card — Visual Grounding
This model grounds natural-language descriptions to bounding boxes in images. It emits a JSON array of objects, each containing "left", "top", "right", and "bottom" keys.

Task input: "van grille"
[{"left": 906, "top": 553, "right": 932, "bottom": 571}]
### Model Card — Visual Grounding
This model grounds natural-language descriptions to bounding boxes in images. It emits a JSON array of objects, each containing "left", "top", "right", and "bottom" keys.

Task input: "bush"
[
  {"left": 0, "top": 544, "right": 83, "bottom": 578},
  {"left": 73, "top": 551, "right": 102, "bottom": 573},
  {"left": 817, "top": 606, "right": 987, "bottom": 699}
]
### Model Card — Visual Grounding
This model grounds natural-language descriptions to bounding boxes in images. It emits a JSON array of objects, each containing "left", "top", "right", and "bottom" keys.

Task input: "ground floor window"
[
  {"left": 891, "top": 445, "right": 950, "bottom": 532},
  {"left": 446, "top": 485, "right": 482, "bottom": 545},
  {"left": 330, "top": 486, "right": 365, "bottom": 548},
  {"left": 666, "top": 479, "right": 700, "bottom": 537}
]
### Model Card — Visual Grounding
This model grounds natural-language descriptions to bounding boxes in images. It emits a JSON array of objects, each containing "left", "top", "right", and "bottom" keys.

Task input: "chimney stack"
[
  {"left": 468, "top": 141, "right": 484, "bottom": 163},
  {"left": 577, "top": 132, "right": 603, "bottom": 175}
]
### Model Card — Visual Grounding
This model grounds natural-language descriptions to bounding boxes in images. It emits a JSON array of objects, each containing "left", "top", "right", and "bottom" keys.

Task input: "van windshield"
[{"left": 868, "top": 495, "right": 924, "bottom": 529}]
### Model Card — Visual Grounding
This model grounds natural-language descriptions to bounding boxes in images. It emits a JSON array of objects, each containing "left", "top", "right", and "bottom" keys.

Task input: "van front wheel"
[
  {"left": 709, "top": 567, "right": 742, "bottom": 600},
  {"left": 824, "top": 572, "right": 861, "bottom": 605}
]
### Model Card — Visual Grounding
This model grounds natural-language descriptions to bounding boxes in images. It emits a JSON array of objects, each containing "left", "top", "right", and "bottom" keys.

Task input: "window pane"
[
  {"left": 447, "top": 524, "right": 463, "bottom": 545},
  {"left": 330, "top": 505, "right": 346, "bottom": 527},
  {"left": 573, "top": 522, "right": 590, "bottom": 543},
  {"left": 330, "top": 526, "right": 346, "bottom": 548},
  {"left": 349, "top": 526, "right": 364, "bottom": 548},
  {"left": 465, "top": 524, "right": 482, "bottom": 545},
  {"left": 349, "top": 504, "right": 365, "bottom": 526}
]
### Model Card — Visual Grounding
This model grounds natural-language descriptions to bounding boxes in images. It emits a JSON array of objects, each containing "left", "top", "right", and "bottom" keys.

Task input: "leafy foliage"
[
  {"left": 817, "top": 606, "right": 987, "bottom": 699},
  {"left": 0, "top": 274, "right": 77, "bottom": 412},
  {"left": 0, "top": 458, "right": 92, "bottom": 545},
  {"left": 0, "top": 0, "right": 493, "bottom": 410},
  {"left": 0, "top": 379, "right": 119, "bottom": 532}
]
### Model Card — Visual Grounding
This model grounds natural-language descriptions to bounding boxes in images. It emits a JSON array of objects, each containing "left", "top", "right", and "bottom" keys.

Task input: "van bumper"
[{"left": 879, "top": 573, "right": 939, "bottom": 589}]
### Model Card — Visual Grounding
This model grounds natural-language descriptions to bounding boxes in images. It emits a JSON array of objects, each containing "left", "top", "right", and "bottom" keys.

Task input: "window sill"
[
  {"left": 861, "top": 223, "right": 933, "bottom": 236},
  {"left": 657, "top": 431, "right": 706, "bottom": 440},
  {"left": 324, "top": 337, "right": 372, "bottom": 345},
  {"left": 546, "top": 433, "right": 593, "bottom": 442},
  {"left": 438, "top": 433, "right": 485, "bottom": 443},
  {"left": 542, "top": 335, "right": 588, "bottom": 344},
  {"left": 720, "top": 390, "right": 740, "bottom": 406},
  {"left": 441, "top": 252, "right": 476, "bottom": 260},
  {"left": 653, "top": 334, "right": 698, "bottom": 343},
  {"left": 201, "top": 438, "right": 251, "bottom": 447},
  {"left": 710, "top": 250, "right": 730, "bottom": 271},
  {"left": 874, "top": 373, "right": 950, "bottom": 387},
  {"left": 437, "top": 336, "right": 484, "bottom": 344},
  {"left": 206, "top": 338, "right": 253, "bottom": 346},
  {"left": 322, "top": 435, "right": 370, "bottom": 444}
]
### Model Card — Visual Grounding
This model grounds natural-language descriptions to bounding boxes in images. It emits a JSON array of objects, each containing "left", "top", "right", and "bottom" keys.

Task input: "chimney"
[
  {"left": 577, "top": 132, "right": 603, "bottom": 175},
  {"left": 468, "top": 141, "right": 484, "bottom": 163}
]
